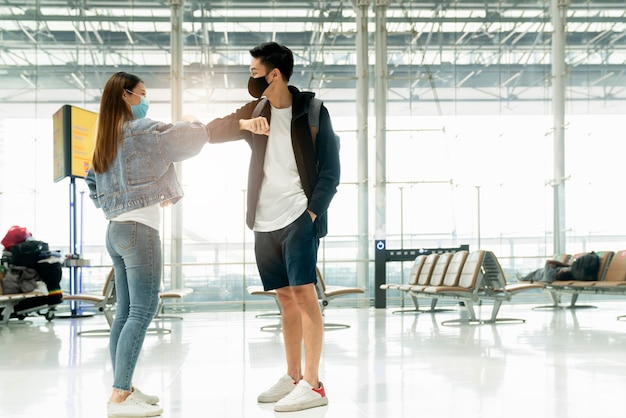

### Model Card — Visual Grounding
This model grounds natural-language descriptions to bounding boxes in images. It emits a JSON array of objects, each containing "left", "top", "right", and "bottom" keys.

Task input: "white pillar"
[
  {"left": 355, "top": 0, "right": 370, "bottom": 291},
  {"left": 374, "top": 0, "right": 389, "bottom": 244},
  {"left": 170, "top": 0, "right": 184, "bottom": 287},
  {"left": 551, "top": 0, "right": 568, "bottom": 255}
]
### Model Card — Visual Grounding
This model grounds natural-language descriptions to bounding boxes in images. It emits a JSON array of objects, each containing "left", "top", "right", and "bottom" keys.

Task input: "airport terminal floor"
[{"left": 2, "top": 300, "right": 626, "bottom": 418}]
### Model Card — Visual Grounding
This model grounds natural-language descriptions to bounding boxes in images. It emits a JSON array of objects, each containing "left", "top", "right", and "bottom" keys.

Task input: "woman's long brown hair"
[{"left": 91, "top": 72, "right": 142, "bottom": 173}]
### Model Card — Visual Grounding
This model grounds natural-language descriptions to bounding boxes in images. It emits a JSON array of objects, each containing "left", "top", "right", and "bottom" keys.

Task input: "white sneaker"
[
  {"left": 274, "top": 380, "right": 328, "bottom": 412},
  {"left": 107, "top": 390, "right": 163, "bottom": 417},
  {"left": 257, "top": 374, "right": 298, "bottom": 403},
  {"left": 132, "top": 387, "right": 160, "bottom": 405}
]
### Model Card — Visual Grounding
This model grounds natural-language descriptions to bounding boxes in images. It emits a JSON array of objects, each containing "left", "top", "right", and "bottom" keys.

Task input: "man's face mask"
[
  {"left": 247, "top": 73, "right": 271, "bottom": 99},
  {"left": 125, "top": 89, "right": 150, "bottom": 119}
]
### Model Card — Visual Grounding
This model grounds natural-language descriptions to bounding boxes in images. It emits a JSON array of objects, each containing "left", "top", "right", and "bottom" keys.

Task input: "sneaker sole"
[
  {"left": 108, "top": 405, "right": 163, "bottom": 417},
  {"left": 108, "top": 410, "right": 163, "bottom": 417},
  {"left": 257, "top": 393, "right": 290, "bottom": 403},
  {"left": 273, "top": 397, "right": 328, "bottom": 412}
]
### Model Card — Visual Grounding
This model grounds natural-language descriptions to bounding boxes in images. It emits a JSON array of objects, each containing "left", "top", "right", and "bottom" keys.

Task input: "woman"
[{"left": 86, "top": 71, "right": 209, "bottom": 417}]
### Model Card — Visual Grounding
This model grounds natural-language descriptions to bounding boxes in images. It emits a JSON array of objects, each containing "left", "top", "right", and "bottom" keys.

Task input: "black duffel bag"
[{"left": 10, "top": 240, "right": 49, "bottom": 268}]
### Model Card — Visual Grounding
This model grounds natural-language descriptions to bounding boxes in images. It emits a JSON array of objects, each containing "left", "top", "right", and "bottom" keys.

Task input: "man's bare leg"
[
  {"left": 277, "top": 283, "right": 323, "bottom": 388},
  {"left": 276, "top": 287, "right": 303, "bottom": 382}
]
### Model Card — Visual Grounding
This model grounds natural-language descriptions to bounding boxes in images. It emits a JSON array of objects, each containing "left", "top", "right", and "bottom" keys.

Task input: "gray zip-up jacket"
[{"left": 85, "top": 118, "right": 209, "bottom": 219}]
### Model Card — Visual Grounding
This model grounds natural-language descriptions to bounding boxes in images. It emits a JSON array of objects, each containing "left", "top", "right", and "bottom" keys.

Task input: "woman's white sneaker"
[
  {"left": 257, "top": 374, "right": 298, "bottom": 403},
  {"left": 107, "top": 391, "right": 163, "bottom": 417},
  {"left": 274, "top": 380, "right": 328, "bottom": 412},
  {"left": 132, "top": 387, "right": 160, "bottom": 405}
]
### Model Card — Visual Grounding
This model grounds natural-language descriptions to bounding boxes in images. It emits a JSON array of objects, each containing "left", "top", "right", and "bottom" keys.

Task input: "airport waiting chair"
[
  {"left": 248, "top": 266, "right": 364, "bottom": 331},
  {"left": 62, "top": 268, "right": 116, "bottom": 335},
  {"left": 379, "top": 254, "right": 427, "bottom": 292},
  {"left": 64, "top": 268, "right": 193, "bottom": 335}
]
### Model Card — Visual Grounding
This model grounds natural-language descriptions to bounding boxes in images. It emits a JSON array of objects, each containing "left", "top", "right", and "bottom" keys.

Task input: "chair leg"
[
  {"left": 565, "top": 292, "right": 597, "bottom": 309},
  {"left": 391, "top": 293, "right": 422, "bottom": 314},
  {"left": 153, "top": 298, "right": 184, "bottom": 320},
  {"left": 255, "top": 298, "right": 282, "bottom": 318},
  {"left": 442, "top": 299, "right": 526, "bottom": 325},
  {"left": 441, "top": 300, "right": 478, "bottom": 326},
  {"left": 485, "top": 300, "right": 525, "bottom": 324},
  {"left": 104, "top": 307, "right": 114, "bottom": 327},
  {"left": 532, "top": 290, "right": 564, "bottom": 310}
]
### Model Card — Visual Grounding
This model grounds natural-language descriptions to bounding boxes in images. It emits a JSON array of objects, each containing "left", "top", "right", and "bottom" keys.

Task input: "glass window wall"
[{"left": 1, "top": 0, "right": 625, "bottom": 309}]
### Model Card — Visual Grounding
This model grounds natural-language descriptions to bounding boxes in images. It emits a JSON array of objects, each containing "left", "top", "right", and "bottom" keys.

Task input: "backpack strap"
[
  {"left": 252, "top": 97, "right": 268, "bottom": 119},
  {"left": 307, "top": 97, "right": 323, "bottom": 145}
]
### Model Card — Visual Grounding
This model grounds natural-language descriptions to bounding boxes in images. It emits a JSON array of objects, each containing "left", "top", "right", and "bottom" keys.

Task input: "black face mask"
[{"left": 248, "top": 75, "right": 270, "bottom": 98}]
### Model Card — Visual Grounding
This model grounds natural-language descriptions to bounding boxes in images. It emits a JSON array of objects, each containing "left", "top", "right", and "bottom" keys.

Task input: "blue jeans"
[{"left": 106, "top": 221, "right": 161, "bottom": 391}]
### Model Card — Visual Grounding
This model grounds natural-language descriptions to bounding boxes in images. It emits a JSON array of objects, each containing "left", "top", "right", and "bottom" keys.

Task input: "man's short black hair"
[{"left": 249, "top": 42, "right": 294, "bottom": 81}]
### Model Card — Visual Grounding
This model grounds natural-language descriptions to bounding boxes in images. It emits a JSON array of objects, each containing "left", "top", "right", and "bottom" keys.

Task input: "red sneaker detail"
[{"left": 312, "top": 384, "right": 326, "bottom": 398}]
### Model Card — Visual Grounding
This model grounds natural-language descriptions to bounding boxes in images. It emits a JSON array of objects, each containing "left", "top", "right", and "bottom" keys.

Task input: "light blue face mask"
[{"left": 126, "top": 89, "right": 150, "bottom": 119}]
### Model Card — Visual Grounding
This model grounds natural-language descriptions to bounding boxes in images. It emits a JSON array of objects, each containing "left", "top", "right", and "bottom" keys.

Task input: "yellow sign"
[
  {"left": 70, "top": 106, "right": 97, "bottom": 178},
  {"left": 53, "top": 105, "right": 98, "bottom": 182},
  {"left": 52, "top": 107, "right": 66, "bottom": 182}
]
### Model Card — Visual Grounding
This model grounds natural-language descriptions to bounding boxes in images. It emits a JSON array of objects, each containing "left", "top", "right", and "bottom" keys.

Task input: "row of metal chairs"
[
  {"left": 381, "top": 250, "right": 544, "bottom": 325},
  {"left": 527, "top": 250, "right": 626, "bottom": 309},
  {"left": 0, "top": 287, "right": 47, "bottom": 325}
]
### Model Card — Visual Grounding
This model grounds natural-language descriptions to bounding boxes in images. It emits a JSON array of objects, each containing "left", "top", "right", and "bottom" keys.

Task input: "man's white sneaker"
[
  {"left": 107, "top": 390, "right": 163, "bottom": 417},
  {"left": 274, "top": 380, "right": 328, "bottom": 412},
  {"left": 257, "top": 374, "right": 298, "bottom": 403},
  {"left": 132, "top": 387, "right": 160, "bottom": 405}
]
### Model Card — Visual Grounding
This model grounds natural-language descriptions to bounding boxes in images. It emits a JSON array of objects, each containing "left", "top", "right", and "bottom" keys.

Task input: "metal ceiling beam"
[
  {"left": 1, "top": 0, "right": 626, "bottom": 109},
  {"left": 2, "top": 63, "right": 625, "bottom": 95},
  {"left": 4, "top": 12, "right": 626, "bottom": 24}
]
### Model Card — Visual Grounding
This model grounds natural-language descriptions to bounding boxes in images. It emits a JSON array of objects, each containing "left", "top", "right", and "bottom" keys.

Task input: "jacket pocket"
[{"left": 125, "top": 152, "right": 157, "bottom": 185}]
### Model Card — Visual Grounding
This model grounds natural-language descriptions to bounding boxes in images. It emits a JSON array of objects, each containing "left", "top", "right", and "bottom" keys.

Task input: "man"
[
  {"left": 207, "top": 42, "right": 340, "bottom": 412},
  {"left": 520, "top": 259, "right": 571, "bottom": 283}
]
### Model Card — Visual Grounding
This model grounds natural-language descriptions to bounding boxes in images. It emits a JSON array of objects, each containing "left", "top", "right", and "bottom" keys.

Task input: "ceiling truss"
[{"left": 0, "top": 0, "right": 625, "bottom": 114}]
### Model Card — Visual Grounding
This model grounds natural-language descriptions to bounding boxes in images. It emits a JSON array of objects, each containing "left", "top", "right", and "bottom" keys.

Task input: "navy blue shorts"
[{"left": 254, "top": 210, "right": 320, "bottom": 291}]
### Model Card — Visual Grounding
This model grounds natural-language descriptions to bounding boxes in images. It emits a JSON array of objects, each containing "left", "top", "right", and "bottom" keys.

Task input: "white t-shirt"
[
  {"left": 111, "top": 203, "right": 161, "bottom": 232},
  {"left": 254, "top": 104, "right": 308, "bottom": 232}
]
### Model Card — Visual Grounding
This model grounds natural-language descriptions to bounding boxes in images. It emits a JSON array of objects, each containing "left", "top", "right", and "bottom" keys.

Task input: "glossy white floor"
[{"left": 2, "top": 299, "right": 626, "bottom": 418}]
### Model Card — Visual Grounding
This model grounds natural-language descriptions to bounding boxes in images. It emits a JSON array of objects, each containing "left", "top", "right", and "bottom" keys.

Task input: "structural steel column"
[
  {"left": 551, "top": 0, "right": 568, "bottom": 255},
  {"left": 355, "top": 0, "right": 370, "bottom": 291},
  {"left": 374, "top": 0, "right": 389, "bottom": 308},
  {"left": 170, "top": 0, "right": 184, "bottom": 287}
]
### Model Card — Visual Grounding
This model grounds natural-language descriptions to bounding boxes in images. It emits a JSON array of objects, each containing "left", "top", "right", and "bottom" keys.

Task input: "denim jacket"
[{"left": 85, "top": 117, "right": 209, "bottom": 219}]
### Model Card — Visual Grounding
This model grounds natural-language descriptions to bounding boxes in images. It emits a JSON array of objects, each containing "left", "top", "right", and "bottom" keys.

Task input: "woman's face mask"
[
  {"left": 247, "top": 73, "right": 271, "bottom": 98},
  {"left": 125, "top": 89, "right": 150, "bottom": 119}
]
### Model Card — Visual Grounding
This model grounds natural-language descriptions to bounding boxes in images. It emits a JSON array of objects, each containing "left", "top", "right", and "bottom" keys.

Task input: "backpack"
[
  {"left": 569, "top": 252, "right": 600, "bottom": 281},
  {"left": 252, "top": 96, "right": 323, "bottom": 144},
  {"left": 10, "top": 240, "right": 49, "bottom": 269}
]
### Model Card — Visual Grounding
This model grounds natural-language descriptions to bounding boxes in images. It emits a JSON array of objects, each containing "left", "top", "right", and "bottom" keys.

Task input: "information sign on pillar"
[
  {"left": 374, "top": 240, "right": 386, "bottom": 308},
  {"left": 52, "top": 105, "right": 97, "bottom": 317},
  {"left": 53, "top": 105, "right": 97, "bottom": 182}
]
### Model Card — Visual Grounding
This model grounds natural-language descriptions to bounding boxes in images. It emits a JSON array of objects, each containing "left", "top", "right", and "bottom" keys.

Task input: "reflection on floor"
[{"left": 2, "top": 301, "right": 626, "bottom": 418}]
